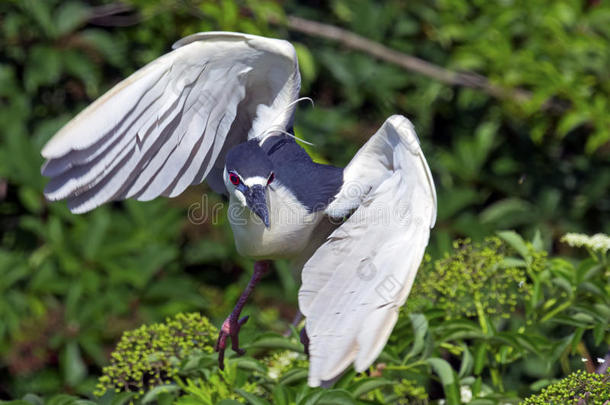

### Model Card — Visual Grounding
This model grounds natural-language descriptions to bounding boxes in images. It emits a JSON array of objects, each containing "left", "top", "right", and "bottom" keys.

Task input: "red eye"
[
  {"left": 229, "top": 172, "right": 240, "bottom": 186},
  {"left": 267, "top": 172, "right": 275, "bottom": 185}
]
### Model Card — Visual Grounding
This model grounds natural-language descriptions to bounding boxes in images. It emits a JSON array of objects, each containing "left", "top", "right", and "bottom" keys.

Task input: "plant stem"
[
  {"left": 474, "top": 293, "right": 489, "bottom": 335},
  {"left": 385, "top": 360, "right": 427, "bottom": 371}
]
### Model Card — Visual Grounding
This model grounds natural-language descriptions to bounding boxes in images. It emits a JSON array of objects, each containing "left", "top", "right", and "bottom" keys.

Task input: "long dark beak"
[{"left": 245, "top": 185, "right": 270, "bottom": 228}]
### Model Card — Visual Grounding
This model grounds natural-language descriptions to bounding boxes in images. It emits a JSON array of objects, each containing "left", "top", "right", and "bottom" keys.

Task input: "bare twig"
[
  {"left": 87, "top": 3, "right": 140, "bottom": 27},
  {"left": 84, "top": 4, "right": 562, "bottom": 111},
  {"left": 285, "top": 16, "right": 564, "bottom": 111}
]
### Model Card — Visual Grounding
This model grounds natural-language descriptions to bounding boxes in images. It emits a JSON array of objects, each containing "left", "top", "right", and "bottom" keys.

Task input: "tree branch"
[
  {"left": 285, "top": 16, "right": 563, "bottom": 111},
  {"left": 83, "top": 5, "right": 562, "bottom": 111},
  {"left": 87, "top": 2, "right": 140, "bottom": 27}
]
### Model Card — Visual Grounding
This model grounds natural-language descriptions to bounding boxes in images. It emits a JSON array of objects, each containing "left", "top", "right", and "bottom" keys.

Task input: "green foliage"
[
  {"left": 295, "top": 0, "right": 610, "bottom": 253},
  {"left": 408, "top": 237, "right": 533, "bottom": 320},
  {"left": 318, "top": 0, "right": 610, "bottom": 152},
  {"left": 392, "top": 379, "right": 428, "bottom": 403},
  {"left": 0, "top": 0, "right": 272, "bottom": 395},
  {"left": 1, "top": 0, "right": 609, "bottom": 403},
  {"left": 90, "top": 313, "right": 406, "bottom": 404},
  {"left": 522, "top": 370, "right": 610, "bottom": 405},
  {"left": 95, "top": 313, "right": 217, "bottom": 397},
  {"left": 2, "top": 234, "right": 609, "bottom": 404},
  {"left": 390, "top": 233, "right": 607, "bottom": 403},
  {"left": 175, "top": 371, "right": 260, "bottom": 405},
  {"left": 86, "top": 236, "right": 606, "bottom": 405}
]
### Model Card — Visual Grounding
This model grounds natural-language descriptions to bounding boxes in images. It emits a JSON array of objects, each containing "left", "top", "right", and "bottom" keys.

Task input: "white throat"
[{"left": 227, "top": 180, "right": 324, "bottom": 260}]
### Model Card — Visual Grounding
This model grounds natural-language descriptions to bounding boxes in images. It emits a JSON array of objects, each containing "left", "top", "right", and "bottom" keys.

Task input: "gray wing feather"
[
  {"left": 41, "top": 32, "right": 300, "bottom": 212},
  {"left": 299, "top": 115, "right": 437, "bottom": 387}
]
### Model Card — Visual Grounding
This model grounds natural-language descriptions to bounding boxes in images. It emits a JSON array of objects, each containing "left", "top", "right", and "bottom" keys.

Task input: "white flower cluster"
[
  {"left": 267, "top": 350, "right": 300, "bottom": 380},
  {"left": 460, "top": 385, "right": 473, "bottom": 403},
  {"left": 561, "top": 232, "right": 610, "bottom": 253}
]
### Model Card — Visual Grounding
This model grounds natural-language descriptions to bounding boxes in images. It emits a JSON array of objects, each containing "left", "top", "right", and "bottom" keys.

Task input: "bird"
[{"left": 40, "top": 31, "right": 437, "bottom": 387}]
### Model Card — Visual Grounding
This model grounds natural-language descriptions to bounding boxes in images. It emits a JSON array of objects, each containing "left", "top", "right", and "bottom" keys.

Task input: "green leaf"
[
  {"left": 20, "top": 395, "right": 43, "bottom": 405},
  {"left": 55, "top": 2, "right": 90, "bottom": 35},
  {"left": 315, "top": 390, "right": 356, "bottom": 405},
  {"left": 348, "top": 378, "right": 394, "bottom": 398},
  {"left": 217, "top": 401, "right": 246, "bottom": 405},
  {"left": 235, "top": 389, "right": 270, "bottom": 405},
  {"left": 436, "top": 188, "right": 481, "bottom": 220},
  {"left": 481, "top": 200, "right": 536, "bottom": 228},
  {"left": 548, "top": 334, "right": 573, "bottom": 365},
  {"left": 294, "top": 43, "right": 317, "bottom": 86},
  {"left": 435, "top": 319, "right": 484, "bottom": 342},
  {"left": 278, "top": 368, "right": 308, "bottom": 385},
  {"left": 426, "top": 358, "right": 460, "bottom": 405},
  {"left": 80, "top": 29, "right": 126, "bottom": 67},
  {"left": 46, "top": 395, "right": 96, "bottom": 405},
  {"left": 500, "top": 257, "right": 527, "bottom": 268},
  {"left": 473, "top": 343, "right": 487, "bottom": 375},
  {"left": 109, "top": 392, "right": 136, "bottom": 405},
  {"left": 472, "top": 376, "right": 483, "bottom": 397},
  {"left": 570, "top": 328, "right": 585, "bottom": 352},
  {"left": 593, "top": 323, "right": 606, "bottom": 346},
  {"left": 1, "top": 395, "right": 44, "bottom": 405},
  {"left": 20, "top": 0, "right": 56, "bottom": 38},
  {"left": 141, "top": 385, "right": 180, "bottom": 404},
  {"left": 404, "top": 313, "right": 428, "bottom": 361},
  {"left": 271, "top": 385, "right": 290, "bottom": 405},
  {"left": 297, "top": 391, "right": 325, "bottom": 405},
  {"left": 497, "top": 230, "right": 530, "bottom": 259},
  {"left": 332, "top": 369, "right": 357, "bottom": 389},
  {"left": 557, "top": 110, "right": 589, "bottom": 137},
  {"left": 60, "top": 342, "right": 86, "bottom": 387},
  {"left": 532, "top": 230, "right": 544, "bottom": 251},
  {"left": 459, "top": 345, "right": 474, "bottom": 378},
  {"left": 250, "top": 334, "right": 304, "bottom": 352},
  {"left": 24, "top": 45, "right": 62, "bottom": 93},
  {"left": 512, "top": 334, "right": 544, "bottom": 357},
  {"left": 18, "top": 186, "right": 43, "bottom": 214},
  {"left": 233, "top": 357, "right": 267, "bottom": 374}
]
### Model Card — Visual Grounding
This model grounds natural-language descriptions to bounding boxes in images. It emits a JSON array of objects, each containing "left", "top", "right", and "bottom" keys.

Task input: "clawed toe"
[
  {"left": 214, "top": 261, "right": 269, "bottom": 370},
  {"left": 215, "top": 315, "right": 250, "bottom": 369}
]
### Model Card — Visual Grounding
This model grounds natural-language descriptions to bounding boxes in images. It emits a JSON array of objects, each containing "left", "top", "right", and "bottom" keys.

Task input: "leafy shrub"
[
  {"left": 408, "top": 237, "right": 534, "bottom": 321},
  {"left": 81, "top": 234, "right": 606, "bottom": 405},
  {"left": 522, "top": 370, "right": 610, "bottom": 405},
  {"left": 95, "top": 313, "right": 217, "bottom": 397},
  {"left": 296, "top": 0, "right": 610, "bottom": 253}
]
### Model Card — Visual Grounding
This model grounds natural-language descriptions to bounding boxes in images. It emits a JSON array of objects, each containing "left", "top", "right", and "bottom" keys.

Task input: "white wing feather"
[
  {"left": 299, "top": 115, "right": 437, "bottom": 387},
  {"left": 41, "top": 32, "right": 300, "bottom": 212}
]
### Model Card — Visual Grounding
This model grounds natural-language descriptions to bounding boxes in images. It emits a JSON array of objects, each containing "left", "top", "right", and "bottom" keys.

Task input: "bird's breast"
[{"left": 228, "top": 183, "right": 324, "bottom": 259}]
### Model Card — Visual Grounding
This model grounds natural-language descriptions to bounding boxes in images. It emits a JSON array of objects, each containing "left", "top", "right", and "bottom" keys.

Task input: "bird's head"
[{"left": 224, "top": 140, "right": 275, "bottom": 228}]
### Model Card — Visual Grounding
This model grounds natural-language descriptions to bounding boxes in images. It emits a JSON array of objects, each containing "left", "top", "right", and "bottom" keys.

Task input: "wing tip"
[
  {"left": 386, "top": 114, "right": 437, "bottom": 228},
  {"left": 172, "top": 31, "right": 296, "bottom": 62},
  {"left": 386, "top": 114, "right": 418, "bottom": 147},
  {"left": 172, "top": 31, "right": 245, "bottom": 49},
  {"left": 41, "top": 139, "right": 62, "bottom": 160}
]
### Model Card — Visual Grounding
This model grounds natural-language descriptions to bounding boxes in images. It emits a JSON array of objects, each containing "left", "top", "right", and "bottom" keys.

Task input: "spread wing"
[
  {"left": 41, "top": 32, "right": 300, "bottom": 213},
  {"left": 298, "top": 115, "right": 437, "bottom": 387}
]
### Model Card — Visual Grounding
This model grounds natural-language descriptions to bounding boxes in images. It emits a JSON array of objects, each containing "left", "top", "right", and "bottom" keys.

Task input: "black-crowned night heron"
[{"left": 41, "top": 32, "right": 437, "bottom": 387}]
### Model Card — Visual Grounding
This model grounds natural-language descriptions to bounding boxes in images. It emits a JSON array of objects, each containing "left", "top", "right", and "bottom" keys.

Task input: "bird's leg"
[
  {"left": 283, "top": 310, "right": 303, "bottom": 337},
  {"left": 300, "top": 326, "right": 310, "bottom": 357},
  {"left": 215, "top": 260, "right": 270, "bottom": 369}
]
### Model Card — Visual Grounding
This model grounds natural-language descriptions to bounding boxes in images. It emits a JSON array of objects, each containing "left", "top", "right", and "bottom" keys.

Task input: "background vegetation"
[{"left": 0, "top": 0, "right": 608, "bottom": 403}]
